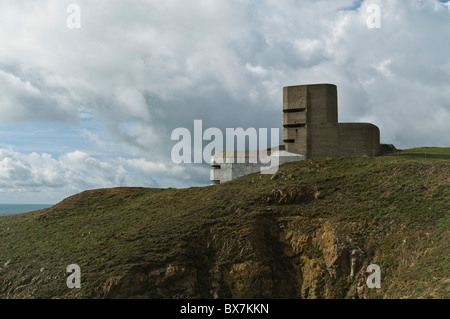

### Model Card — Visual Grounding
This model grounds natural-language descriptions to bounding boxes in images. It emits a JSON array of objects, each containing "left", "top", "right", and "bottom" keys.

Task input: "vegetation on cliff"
[{"left": 0, "top": 147, "right": 448, "bottom": 299}]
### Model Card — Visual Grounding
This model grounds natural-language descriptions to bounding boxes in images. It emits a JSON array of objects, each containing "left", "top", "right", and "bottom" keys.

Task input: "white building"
[{"left": 210, "top": 148, "right": 305, "bottom": 184}]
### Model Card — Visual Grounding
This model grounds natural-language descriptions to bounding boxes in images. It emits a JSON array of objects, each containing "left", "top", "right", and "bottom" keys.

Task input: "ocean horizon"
[{"left": 0, "top": 204, "right": 53, "bottom": 217}]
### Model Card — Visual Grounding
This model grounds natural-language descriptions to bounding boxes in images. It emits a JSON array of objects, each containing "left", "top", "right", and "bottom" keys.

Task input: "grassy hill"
[{"left": 0, "top": 147, "right": 448, "bottom": 299}]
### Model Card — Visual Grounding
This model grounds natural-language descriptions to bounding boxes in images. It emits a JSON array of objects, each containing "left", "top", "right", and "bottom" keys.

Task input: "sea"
[{"left": 0, "top": 204, "right": 53, "bottom": 217}]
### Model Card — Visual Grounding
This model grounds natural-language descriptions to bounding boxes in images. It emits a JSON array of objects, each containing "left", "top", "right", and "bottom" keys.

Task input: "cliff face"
[
  {"left": 102, "top": 217, "right": 370, "bottom": 299},
  {"left": 0, "top": 149, "right": 449, "bottom": 299}
]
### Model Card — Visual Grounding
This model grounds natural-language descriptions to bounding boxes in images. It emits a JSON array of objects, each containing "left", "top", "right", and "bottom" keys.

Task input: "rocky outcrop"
[
  {"left": 0, "top": 215, "right": 373, "bottom": 299},
  {"left": 98, "top": 215, "right": 370, "bottom": 299}
]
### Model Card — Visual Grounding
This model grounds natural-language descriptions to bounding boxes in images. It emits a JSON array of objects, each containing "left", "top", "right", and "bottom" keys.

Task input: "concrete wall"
[
  {"left": 337, "top": 123, "right": 380, "bottom": 157},
  {"left": 282, "top": 84, "right": 309, "bottom": 156},
  {"left": 282, "top": 127, "right": 307, "bottom": 155},
  {"left": 210, "top": 151, "right": 305, "bottom": 184},
  {"left": 307, "top": 123, "right": 339, "bottom": 158},
  {"left": 306, "top": 84, "right": 338, "bottom": 124},
  {"left": 282, "top": 83, "right": 380, "bottom": 158}
]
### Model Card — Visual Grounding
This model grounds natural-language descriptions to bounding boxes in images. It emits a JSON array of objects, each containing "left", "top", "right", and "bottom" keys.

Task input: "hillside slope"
[{"left": 0, "top": 148, "right": 448, "bottom": 299}]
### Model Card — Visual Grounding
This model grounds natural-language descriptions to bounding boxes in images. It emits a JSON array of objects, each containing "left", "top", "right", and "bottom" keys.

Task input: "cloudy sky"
[{"left": 0, "top": 0, "right": 449, "bottom": 204}]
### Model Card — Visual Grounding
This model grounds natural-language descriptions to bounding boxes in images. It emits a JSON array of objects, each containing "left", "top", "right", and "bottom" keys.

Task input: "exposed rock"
[
  {"left": 223, "top": 261, "right": 273, "bottom": 298},
  {"left": 155, "top": 264, "right": 197, "bottom": 298},
  {"left": 103, "top": 270, "right": 149, "bottom": 298},
  {"left": 320, "top": 223, "right": 351, "bottom": 278},
  {"left": 266, "top": 186, "right": 316, "bottom": 205},
  {"left": 1, "top": 216, "right": 372, "bottom": 299}
]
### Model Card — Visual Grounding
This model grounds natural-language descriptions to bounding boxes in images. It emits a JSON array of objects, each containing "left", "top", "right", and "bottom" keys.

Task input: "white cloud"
[
  {"left": 445, "top": 2, "right": 450, "bottom": 11},
  {"left": 0, "top": 148, "right": 206, "bottom": 204},
  {"left": 245, "top": 63, "right": 268, "bottom": 76},
  {"left": 0, "top": 69, "right": 77, "bottom": 123},
  {"left": 0, "top": 0, "right": 449, "bottom": 203},
  {"left": 373, "top": 59, "right": 392, "bottom": 77}
]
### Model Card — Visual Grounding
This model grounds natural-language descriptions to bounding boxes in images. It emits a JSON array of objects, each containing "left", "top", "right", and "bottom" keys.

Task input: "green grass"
[
  {"left": 398, "top": 147, "right": 450, "bottom": 160},
  {"left": 0, "top": 147, "right": 448, "bottom": 299}
]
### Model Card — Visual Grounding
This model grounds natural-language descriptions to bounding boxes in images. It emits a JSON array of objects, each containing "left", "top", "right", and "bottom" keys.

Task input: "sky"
[{"left": 0, "top": 0, "right": 449, "bottom": 204}]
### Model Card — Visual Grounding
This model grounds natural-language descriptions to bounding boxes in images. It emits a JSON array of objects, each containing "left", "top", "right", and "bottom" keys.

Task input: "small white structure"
[{"left": 210, "top": 149, "right": 305, "bottom": 184}]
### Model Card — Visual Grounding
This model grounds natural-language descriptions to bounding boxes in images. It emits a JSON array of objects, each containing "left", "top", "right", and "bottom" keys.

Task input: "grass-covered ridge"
[
  {"left": 398, "top": 147, "right": 450, "bottom": 160},
  {"left": 0, "top": 147, "right": 448, "bottom": 299}
]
